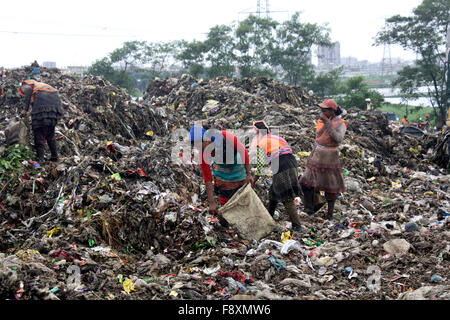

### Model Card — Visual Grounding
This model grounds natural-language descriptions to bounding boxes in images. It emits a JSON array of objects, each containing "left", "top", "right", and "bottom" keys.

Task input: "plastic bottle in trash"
[
  {"left": 273, "top": 210, "right": 280, "bottom": 220},
  {"left": 199, "top": 184, "right": 207, "bottom": 201},
  {"left": 294, "top": 197, "right": 302, "bottom": 213}
]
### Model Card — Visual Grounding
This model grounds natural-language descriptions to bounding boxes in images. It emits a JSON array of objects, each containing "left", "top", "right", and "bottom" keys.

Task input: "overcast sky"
[{"left": 0, "top": 0, "right": 423, "bottom": 68}]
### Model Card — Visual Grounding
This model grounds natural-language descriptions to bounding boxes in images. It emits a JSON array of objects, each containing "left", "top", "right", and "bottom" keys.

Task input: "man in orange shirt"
[{"left": 402, "top": 115, "right": 408, "bottom": 125}]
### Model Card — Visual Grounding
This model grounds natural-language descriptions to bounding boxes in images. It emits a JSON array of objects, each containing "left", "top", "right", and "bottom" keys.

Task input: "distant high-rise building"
[
  {"left": 43, "top": 61, "right": 56, "bottom": 68},
  {"left": 318, "top": 42, "right": 341, "bottom": 71},
  {"left": 66, "top": 66, "right": 88, "bottom": 77},
  {"left": 341, "top": 56, "right": 358, "bottom": 66}
]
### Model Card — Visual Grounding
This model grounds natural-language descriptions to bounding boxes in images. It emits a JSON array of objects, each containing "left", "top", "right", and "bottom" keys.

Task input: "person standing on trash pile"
[
  {"left": 446, "top": 105, "right": 450, "bottom": 127},
  {"left": 402, "top": 115, "right": 408, "bottom": 125},
  {"left": 19, "top": 79, "right": 63, "bottom": 162},
  {"left": 365, "top": 98, "right": 373, "bottom": 112},
  {"left": 0, "top": 85, "right": 5, "bottom": 106},
  {"left": 251, "top": 120, "right": 302, "bottom": 232},
  {"left": 422, "top": 114, "right": 431, "bottom": 131},
  {"left": 190, "top": 124, "right": 253, "bottom": 226},
  {"left": 30, "top": 61, "right": 41, "bottom": 77},
  {"left": 299, "top": 99, "right": 347, "bottom": 220}
]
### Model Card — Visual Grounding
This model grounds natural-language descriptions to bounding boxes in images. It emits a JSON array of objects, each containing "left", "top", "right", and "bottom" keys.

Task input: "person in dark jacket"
[{"left": 19, "top": 79, "right": 63, "bottom": 162}]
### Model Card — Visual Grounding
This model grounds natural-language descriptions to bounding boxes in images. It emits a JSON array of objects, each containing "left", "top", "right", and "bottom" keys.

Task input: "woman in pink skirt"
[{"left": 299, "top": 99, "right": 347, "bottom": 220}]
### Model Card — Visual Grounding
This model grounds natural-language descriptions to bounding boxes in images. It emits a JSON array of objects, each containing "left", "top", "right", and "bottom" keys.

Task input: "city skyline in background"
[{"left": 35, "top": 40, "right": 413, "bottom": 81}]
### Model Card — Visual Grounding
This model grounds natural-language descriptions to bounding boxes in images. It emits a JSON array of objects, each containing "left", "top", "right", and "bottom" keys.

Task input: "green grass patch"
[
  {"left": 0, "top": 144, "right": 35, "bottom": 181},
  {"left": 378, "top": 103, "right": 437, "bottom": 125}
]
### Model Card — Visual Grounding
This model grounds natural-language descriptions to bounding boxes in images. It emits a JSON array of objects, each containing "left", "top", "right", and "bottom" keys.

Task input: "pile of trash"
[{"left": 0, "top": 68, "right": 448, "bottom": 300}]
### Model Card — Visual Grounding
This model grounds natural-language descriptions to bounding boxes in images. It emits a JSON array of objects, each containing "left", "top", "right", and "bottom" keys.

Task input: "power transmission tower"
[
  {"left": 381, "top": 42, "right": 393, "bottom": 79},
  {"left": 381, "top": 21, "right": 393, "bottom": 82},
  {"left": 238, "top": 0, "right": 287, "bottom": 21},
  {"left": 256, "top": 0, "right": 270, "bottom": 18}
]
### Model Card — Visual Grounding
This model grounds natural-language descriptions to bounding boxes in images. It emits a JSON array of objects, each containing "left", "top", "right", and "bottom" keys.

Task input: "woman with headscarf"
[
  {"left": 252, "top": 120, "right": 302, "bottom": 231},
  {"left": 189, "top": 124, "right": 253, "bottom": 226},
  {"left": 299, "top": 99, "right": 347, "bottom": 220}
]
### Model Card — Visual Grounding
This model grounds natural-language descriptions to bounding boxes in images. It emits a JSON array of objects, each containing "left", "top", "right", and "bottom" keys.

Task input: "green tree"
[
  {"left": 87, "top": 57, "right": 135, "bottom": 93},
  {"left": 88, "top": 57, "right": 116, "bottom": 80},
  {"left": 204, "top": 25, "right": 237, "bottom": 78},
  {"left": 273, "top": 12, "right": 331, "bottom": 86},
  {"left": 176, "top": 40, "right": 208, "bottom": 78},
  {"left": 375, "top": 0, "right": 450, "bottom": 126},
  {"left": 308, "top": 67, "right": 344, "bottom": 98},
  {"left": 129, "top": 68, "right": 156, "bottom": 95},
  {"left": 88, "top": 41, "right": 147, "bottom": 95},
  {"left": 235, "top": 15, "right": 279, "bottom": 78},
  {"left": 109, "top": 41, "right": 147, "bottom": 89},
  {"left": 391, "top": 66, "right": 424, "bottom": 117},
  {"left": 335, "top": 76, "right": 384, "bottom": 110},
  {"left": 144, "top": 41, "right": 183, "bottom": 79}
]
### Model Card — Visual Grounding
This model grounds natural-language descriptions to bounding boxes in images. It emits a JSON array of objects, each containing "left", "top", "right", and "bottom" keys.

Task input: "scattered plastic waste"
[
  {"left": 431, "top": 275, "right": 444, "bottom": 283},
  {"left": 0, "top": 68, "right": 448, "bottom": 301},
  {"left": 123, "top": 279, "right": 135, "bottom": 293},
  {"left": 266, "top": 255, "right": 287, "bottom": 272}
]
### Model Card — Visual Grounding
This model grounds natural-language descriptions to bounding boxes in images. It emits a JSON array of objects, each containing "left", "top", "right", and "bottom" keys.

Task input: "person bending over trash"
[
  {"left": 299, "top": 99, "right": 347, "bottom": 220},
  {"left": 251, "top": 120, "right": 302, "bottom": 232},
  {"left": 190, "top": 124, "right": 253, "bottom": 226},
  {"left": 19, "top": 79, "right": 63, "bottom": 162}
]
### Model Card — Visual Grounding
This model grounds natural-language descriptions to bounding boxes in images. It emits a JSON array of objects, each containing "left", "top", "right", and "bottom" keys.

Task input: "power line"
[
  {"left": 238, "top": 0, "right": 288, "bottom": 20},
  {"left": 0, "top": 30, "right": 135, "bottom": 38}
]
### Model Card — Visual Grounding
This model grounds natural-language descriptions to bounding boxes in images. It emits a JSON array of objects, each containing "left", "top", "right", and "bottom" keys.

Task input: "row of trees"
[
  {"left": 88, "top": 12, "right": 382, "bottom": 109},
  {"left": 375, "top": 0, "right": 449, "bottom": 126},
  {"left": 88, "top": 0, "right": 449, "bottom": 124},
  {"left": 88, "top": 12, "right": 332, "bottom": 93}
]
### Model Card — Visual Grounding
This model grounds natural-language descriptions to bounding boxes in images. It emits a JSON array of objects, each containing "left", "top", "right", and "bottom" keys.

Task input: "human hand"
[
  {"left": 246, "top": 174, "right": 254, "bottom": 186},
  {"left": 319, "top": 113, "right": 329, "bottom": 122},
  {"left": 250, "top": 175, "right": 260, "bottom": 188},
  {"left": 209, "top": 201, "right": 218, "bottom": 216}
]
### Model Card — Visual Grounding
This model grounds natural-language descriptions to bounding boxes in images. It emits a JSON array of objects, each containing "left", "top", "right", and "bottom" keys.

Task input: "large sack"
[
  {"left": 219, "top": 183, "right": 277, "bottom": 241},
  {"left": 5, "top": 120, "right": 29, "bottom": 147}
]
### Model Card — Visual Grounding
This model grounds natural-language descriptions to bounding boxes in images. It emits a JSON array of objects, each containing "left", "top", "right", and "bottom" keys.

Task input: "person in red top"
[
  {"left": 190, "top": 125, "right": 253, "bottom": 226},
  {"left": 422, "top": 114, "right": 431, "bottom": 130}
]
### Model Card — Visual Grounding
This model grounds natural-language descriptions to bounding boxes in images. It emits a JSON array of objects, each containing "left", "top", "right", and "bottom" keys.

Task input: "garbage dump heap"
[{"left": 0, "top": 68, "right": 448, "bottom": 300}]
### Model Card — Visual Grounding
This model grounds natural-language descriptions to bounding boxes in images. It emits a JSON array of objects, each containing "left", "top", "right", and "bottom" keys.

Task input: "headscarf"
[
  {"left": 189, "top": 125, "right": 222, "bottom": 145},
  {"left": 189, "top": 125, "right": 206, "bottom": 142}
]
